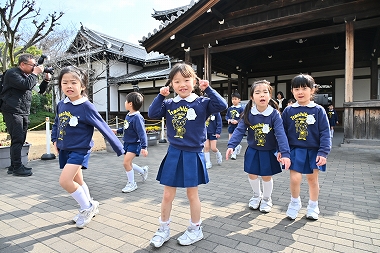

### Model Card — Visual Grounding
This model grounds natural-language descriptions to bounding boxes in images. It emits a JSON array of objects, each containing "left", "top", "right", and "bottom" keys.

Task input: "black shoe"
[
  {"left": 7, "top": 165, "right": 32, "bottom": 174},
  {"left": 6, "top": 166, "right": 14, "bottom": 174},
  {"left": 12, "top": 165, "right": 33, "bottom": 177}
]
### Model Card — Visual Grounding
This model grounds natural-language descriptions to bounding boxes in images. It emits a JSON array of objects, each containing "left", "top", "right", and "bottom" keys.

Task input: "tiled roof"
[
  {"left": 139, "top": 0, "right": 198, "bottom": 44},
  {"left": 68, "top": 26, "right": 167, "bottom": 63},
  {"left": 152, "top": 4, "right": 191, "bottom": 21},
  {"left": 109, "top": 65, "right": 172, "bottom": 84}
]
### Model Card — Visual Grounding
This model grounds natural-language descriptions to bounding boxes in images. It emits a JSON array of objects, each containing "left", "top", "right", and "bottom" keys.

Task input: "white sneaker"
[
  {"left": 236, "top": 144, "right": 242, "bottom": 155},
  {"left": 76, "top": 200, "right": 99, "bottom": 228},
  {"left": 286, "top": 199, "right": 302, "bottom": 220},
  {"left": 122, "top": 182, "right": 138, "bottom": 193},
  {"left": 216, "top": 152, "right": 223, "bottom": 165},
  {"left": 306, "top": 203, "right": 320, "bottom": 220},
  {"left": 72, "top": 205, "right": 99, "bottom": 223},
  {"left": 206, "top": 162, "right": 212, "bottom": 169},
  {"left": 249, "top": 195, "right": 262, "bottom": 210},
  {"left": 231, "top": 152, "right": 237, "bottom": 160},
  {"left": 150, "top": 227, "right": 170, "bottom": 248},
  {"left": 259, "top": 198, "right": 273, "bottom": 213},
  {"left": 177, "top": 226, "right": 204, "bottom": 246},
  {"left": 139, "top": 166, "right": 149, "bottom": 182}
]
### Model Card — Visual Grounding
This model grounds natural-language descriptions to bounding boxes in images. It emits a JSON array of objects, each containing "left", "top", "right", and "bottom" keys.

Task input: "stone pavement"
[{"left": 1, "top": 128, "right": 379, "bottom": 253}]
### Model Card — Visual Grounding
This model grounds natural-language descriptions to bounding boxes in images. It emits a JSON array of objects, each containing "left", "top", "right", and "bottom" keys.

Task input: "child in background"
[
  {"left": 226, "top": 80, "right": 291, "bottom": 213},
  {"left": 148, "top": 62, "right": 227, "bottom": 248},
  {"left": 113, "top": 92, "right": 148, "bottom": 193},
  {"left": 225, "top": 91, "right": 244, "bottom": 159},
  {"left": 52, "top": 66, "right": 124, "bottom": 228},
  {"left": 282, "top": 74, "right": 331, "bottom": 220},
  {"left": 287, "top": 98, "right": 296, "bottom": 107},
  {"left": 327, "top": 103, "right": 338, "bottom": 138},
  {"left": 204, "top": 112, "right": 223, "bottom": 169}
]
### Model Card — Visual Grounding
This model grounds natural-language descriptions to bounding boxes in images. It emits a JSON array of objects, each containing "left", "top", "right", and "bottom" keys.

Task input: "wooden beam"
[
  {"left": 188, "top": 1, "right": 380, "bottom": 47},
  {"left": 143, "top": 0, "right": 220, "bottom": 52},
  {"left": 190, "top": 17, "right": 380, "bottom": 56}
]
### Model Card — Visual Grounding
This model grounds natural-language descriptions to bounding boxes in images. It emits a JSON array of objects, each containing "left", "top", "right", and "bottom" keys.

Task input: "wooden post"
[
  {"left": 185, "top": 51, "right": 191, "bottom": 64},
  {"left": 344, "top": 20, "right": 354, "bottom": 140},
  {"left": 204, "top": 46, "right": 211, "bottom": 82}
]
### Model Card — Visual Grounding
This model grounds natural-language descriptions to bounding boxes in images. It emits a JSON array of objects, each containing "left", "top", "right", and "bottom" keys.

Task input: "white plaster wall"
[
  {"left": 335, "top": 78, "right": 370, "bottom": 107},
  {"left": 93, "top": 79, "right": 107, "bottom": 111}
]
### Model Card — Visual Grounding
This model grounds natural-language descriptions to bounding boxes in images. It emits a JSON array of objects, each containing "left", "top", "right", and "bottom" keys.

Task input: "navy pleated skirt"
[
  {"left": 156, "top": 145, "right": 209, "bottom": 187},
  {"left": 244, "top": 146, "right": 282, "bottom": 176},
  {"left": 289, "top": 147, "right": 326, "bottom": 174}
]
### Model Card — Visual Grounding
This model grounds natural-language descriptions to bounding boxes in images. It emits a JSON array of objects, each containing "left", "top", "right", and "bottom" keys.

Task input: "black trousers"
[{"left": 2, "top": 112, "right": 29, "bottom": 168}]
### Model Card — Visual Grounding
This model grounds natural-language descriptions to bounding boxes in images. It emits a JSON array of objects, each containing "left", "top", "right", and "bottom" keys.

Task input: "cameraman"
[{"left": 0, "top": 53, "right": 51, "bottom": 176}]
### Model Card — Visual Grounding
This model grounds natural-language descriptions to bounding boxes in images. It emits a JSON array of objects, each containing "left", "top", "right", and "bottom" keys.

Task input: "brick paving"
[{"left": 1, "top": 128, "right": 379, "bottom": 252}]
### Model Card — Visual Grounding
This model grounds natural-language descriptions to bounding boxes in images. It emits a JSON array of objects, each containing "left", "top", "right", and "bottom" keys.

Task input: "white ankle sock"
[
  {"left": 132, "top": 163, "right": 144, "bottom": 174},
  {"left": 81, "top": 182, "right": 91, "bottom": 200},
  {"left": 262, "top": 178, "right": 273, "bottom": 199},
  {"left": 71, "top": 187, "right": 91, "bottom": 210},
  {"left": 248, "top": 177, "right": 261, "bottom": 197},
  {"left": 126, "top": 170, "right": 135, "bottom": 184},
  {"left": 204, "top": 152, "right": 211, "bottom": 164}
]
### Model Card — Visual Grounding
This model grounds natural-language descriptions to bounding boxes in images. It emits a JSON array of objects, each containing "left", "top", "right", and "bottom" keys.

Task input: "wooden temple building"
[{"left": 140, "top": 0, "right": 380, "bottom": 145}]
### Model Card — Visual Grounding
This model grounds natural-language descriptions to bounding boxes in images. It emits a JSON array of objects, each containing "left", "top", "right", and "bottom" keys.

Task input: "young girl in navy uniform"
[
  {"left": 282, "top": 74, "right": 331, "bottom": 220},
  {"left": 148, "top": 62, "right": 227, "bottom": 247},
  {"left": 226, "top": 80, "right": 291, "bottom": 213},
  {"left": 52, "top": 66, "right": 124, "bottom": 229},
  {"left": 204, "top": 112, "right": 223, "bottom": 169}
]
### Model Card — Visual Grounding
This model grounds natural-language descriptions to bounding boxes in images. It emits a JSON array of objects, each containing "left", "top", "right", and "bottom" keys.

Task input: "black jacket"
[{"left": 0, "top": 67, "right": 48, "bottom": 115}]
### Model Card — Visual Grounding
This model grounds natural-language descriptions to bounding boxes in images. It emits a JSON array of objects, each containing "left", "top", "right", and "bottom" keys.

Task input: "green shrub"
[
  {"left": 0, "top": 113, "right": 7, "bottom": 132},
  {"left": 28, "top": 111, "right": 55, "bottom": 131}
]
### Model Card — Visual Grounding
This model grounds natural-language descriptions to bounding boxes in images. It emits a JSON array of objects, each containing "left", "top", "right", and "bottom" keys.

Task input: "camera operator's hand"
[
  {"left": 32, "top": 65, "right": 44, "bottom": 75},
  {"left": 44, "top": 73, "right": 51, "bottom": 81}
]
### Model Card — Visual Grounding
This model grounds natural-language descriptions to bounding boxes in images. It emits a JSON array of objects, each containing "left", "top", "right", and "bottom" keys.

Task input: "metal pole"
[{"left": 41, "top": 117, "right": 56, "bottom": 160}]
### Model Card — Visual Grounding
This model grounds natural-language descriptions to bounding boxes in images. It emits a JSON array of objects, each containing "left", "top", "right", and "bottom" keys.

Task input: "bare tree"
[{"left": 0, "top": 0, "right": 64, "bottom": 71}]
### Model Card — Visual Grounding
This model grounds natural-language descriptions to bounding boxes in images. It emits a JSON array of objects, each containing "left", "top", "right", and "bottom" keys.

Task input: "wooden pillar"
[
  {"left": 228, "top": 77, "right": 232, "bottom": 107},
  {"left": 204, "top": 46, "right": 211, "bottom": 82},
  {"left": 238, "top": 74, "right": 242, "bottom": 97},
  {"left": 344, "top": 20, "right": 354, "bottom": 140},
  {"left": 185, "top": 51, "right": 191, "bottom": 64},
  {"left": 370, "top": 58, "right": 378, "bottom": 99},
  {"left": 243, "top": 75, "right": 249, "bottom": 100},
  {"left": 196, "top": 56, "right": 204, "bottom": 78}
]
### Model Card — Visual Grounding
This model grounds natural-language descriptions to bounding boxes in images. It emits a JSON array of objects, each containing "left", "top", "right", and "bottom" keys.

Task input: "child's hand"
[
  {"left": 280, "top": 157, "right": 291, "bottom": 170},
  {"left": 112, "top": 129, "right": 117, "bottom": 134},
  {"left": 160, "top": 86, "right": 170, "bottom": 96},
  {"left": 225, "top": 148, "right": 233, "bottom": 160},
  {"left": 215, "top": 134, "right": 220, "bottom": 138},
  {"left": 316, "top": 156, "right": 326, "bottom": 166},
  {"left": 52, "top": 142, "right": 58, "bottom": 155},
  {"left": 141, "top": 149, "right": 148, "bottom": 157},
  {"left": 199, "top": 79, "right": 209, "bottom": 91},
  {"left": 231, "top": 119, "right": 238, "bottom": 124}
]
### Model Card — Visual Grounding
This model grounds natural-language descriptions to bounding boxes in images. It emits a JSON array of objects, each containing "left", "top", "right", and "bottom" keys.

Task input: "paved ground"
[{"left": 1, "top": 128, "right": 379, "bottom": 253}]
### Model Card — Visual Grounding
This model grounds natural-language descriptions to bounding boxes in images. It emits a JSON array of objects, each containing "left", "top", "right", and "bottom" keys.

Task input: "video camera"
[{"left": 37, "top": 55, "right": 54, "bottom": 75}]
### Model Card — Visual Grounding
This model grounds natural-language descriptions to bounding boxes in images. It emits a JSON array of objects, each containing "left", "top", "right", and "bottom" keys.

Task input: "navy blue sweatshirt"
[
  {"left": 228, "top": 105, "right": 290, "bottom": 158},
  {"left": 282, "top": 102, "right": 331, "bottom": 157},
  {"left": 116, "top": 111, "right": 147, "bottom": 149},
  {"left": 148, "top": 86, "right": 227, "bottom": 152},
  {"left": 52, "top": 97, "right": 124, "bottom": 156},
  {"left": 206, "top": 113, "right": 222, "bottom": 135}
]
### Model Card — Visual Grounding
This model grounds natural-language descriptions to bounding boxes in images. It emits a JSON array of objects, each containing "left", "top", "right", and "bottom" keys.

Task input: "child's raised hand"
[
  {"left": 160, "top": 86, "right": 170, "bottom": 96},
  {"left": 199, "top": 79, "right": 209, "bottom": 91},
  {"left": 225, "top": 148, "right": 233, "bottom": 160},
  {"left": 141, "top": 148, "right": 148, "bottom": 157},
  {"left": 316, "top": 155, "right": 326, "bottom": 166}
]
